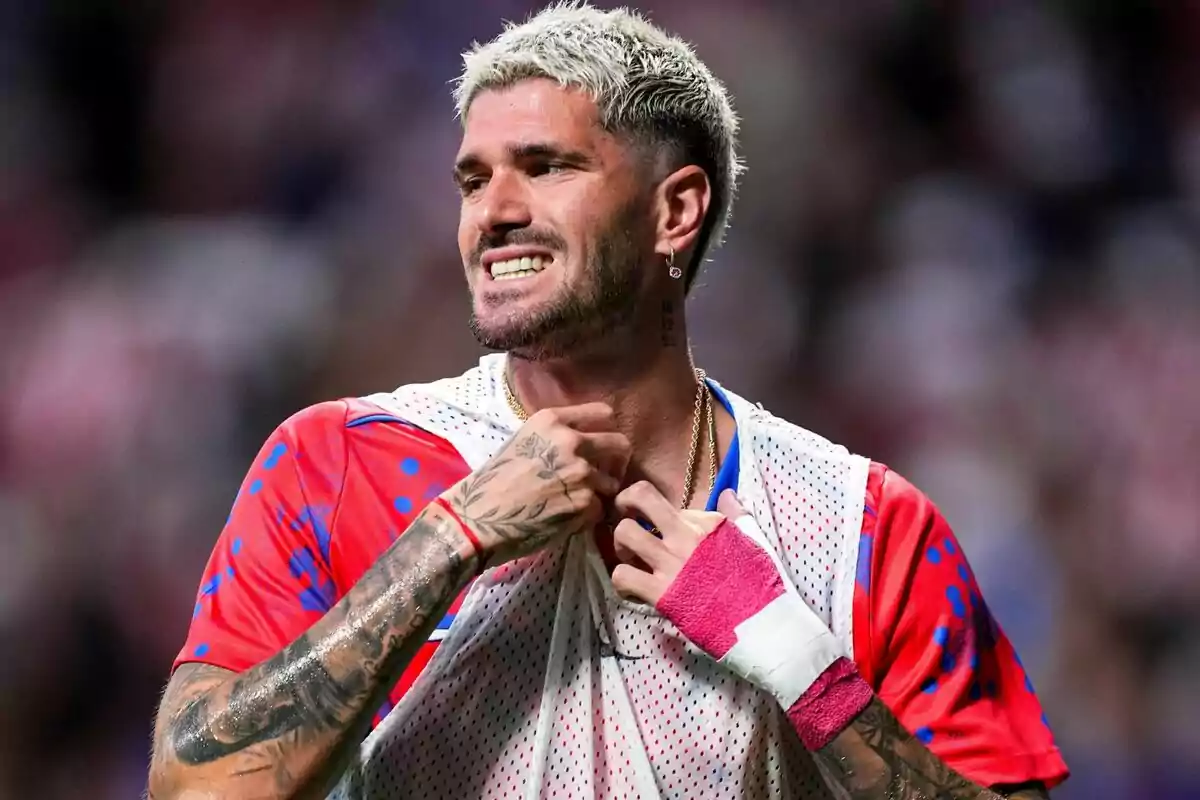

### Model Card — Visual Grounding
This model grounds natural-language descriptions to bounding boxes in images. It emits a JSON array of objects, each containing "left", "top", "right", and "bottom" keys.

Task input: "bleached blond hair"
[{"left": 454, "top": 1, "right": 744, "bottom": 288}]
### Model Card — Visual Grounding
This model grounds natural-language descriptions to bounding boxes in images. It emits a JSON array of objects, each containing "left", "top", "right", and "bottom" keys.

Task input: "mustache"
[{"left": 470, "top": 229, "right": 567, "bottom": 267}]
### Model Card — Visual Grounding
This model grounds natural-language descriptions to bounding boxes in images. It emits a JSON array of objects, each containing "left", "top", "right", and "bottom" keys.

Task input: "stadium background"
[{"left": 1, "top": 1, "right": 1198, "bottom": 797}]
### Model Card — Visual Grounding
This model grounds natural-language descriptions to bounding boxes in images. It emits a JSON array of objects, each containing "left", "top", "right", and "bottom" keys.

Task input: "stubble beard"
[{"left": 468, "top": 206, "right": 646, "bottom": 361}]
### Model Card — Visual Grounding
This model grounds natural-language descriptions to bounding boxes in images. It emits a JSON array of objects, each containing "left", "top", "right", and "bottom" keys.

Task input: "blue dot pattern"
[
  {"left": 946, "top": 585, "right": 967, "bottom": 618},
  {"left": 289, "top": 546, "right": 337, "bottom": 612},
  {"left": 264, "top": 442, "right": 289, "bottom": 469},
  {"left": 192, "top": 436, "right": 295, "bottom": 627},
  {"left": 920, "top": 531, "right": 1015, "bottom": 714},
  {"left": 288, "top": 505, "right": 334, "bottom": 565},
  {"left": 859, "top": 479, "right": 1061, "bottom": 767},
  {"left": 933, "top": 626, "right": 950, "bottom": 647},
  {"left": 188, "top": 413, "right": 459, "bottom": 680}
]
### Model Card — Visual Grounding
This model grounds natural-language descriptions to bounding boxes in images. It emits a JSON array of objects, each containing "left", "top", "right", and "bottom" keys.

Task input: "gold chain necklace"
[{"left": 503, "top": 366, "right": 719, "bottom": 509}]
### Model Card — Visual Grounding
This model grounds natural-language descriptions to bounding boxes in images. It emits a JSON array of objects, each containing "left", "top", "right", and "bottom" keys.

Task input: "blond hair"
[{"left": 454, "top": 1, "right": 743, "bottom": 287}]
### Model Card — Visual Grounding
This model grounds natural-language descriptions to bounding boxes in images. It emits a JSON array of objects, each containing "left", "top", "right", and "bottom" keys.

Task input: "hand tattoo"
[
  {"left": 514, "top": 433, "right": 572, "bottom": 498},
  {"left": 812, "top": 698, "right": 1050, "bottom": 799},
  {"left": 450, "top": 433, "right": 581, "bottom": 549}
]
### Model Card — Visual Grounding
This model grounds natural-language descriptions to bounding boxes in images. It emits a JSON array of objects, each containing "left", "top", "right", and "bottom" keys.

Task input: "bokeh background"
[{"left": 2, "top": 1, "right": 1198, "bottom": 797}]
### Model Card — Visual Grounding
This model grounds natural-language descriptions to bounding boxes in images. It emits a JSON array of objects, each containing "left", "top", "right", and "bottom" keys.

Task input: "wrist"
[
  {"left": 424, "top": 499, "right": 486, "bottom": 575},
  {"left": 655, "top": 515, "right": 871, "bottom": 749},
  {"left": 781, "top": 658, "right": 874, "bottom": 751}
]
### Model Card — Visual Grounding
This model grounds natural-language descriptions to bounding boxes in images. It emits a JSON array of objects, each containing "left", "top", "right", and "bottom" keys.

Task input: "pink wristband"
[{"left": 783, "top": 657, "right": 873, "bottom": 750}]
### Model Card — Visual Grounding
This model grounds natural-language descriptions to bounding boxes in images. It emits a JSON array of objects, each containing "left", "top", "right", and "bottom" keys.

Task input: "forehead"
[{"left": 457, "top": 78, "right": 622, "bottom": 162}]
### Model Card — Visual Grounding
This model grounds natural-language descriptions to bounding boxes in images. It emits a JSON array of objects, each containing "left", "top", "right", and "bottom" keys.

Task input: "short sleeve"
[
  {"left": 173, "top": 401, "right": 349, "bottom": 674},
  {"left": 852, "top": 463, "right": 1069, "bottom": 789}
]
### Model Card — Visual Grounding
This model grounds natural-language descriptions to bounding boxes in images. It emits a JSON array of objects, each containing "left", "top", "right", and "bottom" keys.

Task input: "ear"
[{"left": 653, "top": 165, "right": 711, "bottom": 261}]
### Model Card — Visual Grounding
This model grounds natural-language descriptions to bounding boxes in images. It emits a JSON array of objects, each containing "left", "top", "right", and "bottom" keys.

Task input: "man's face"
[{"left": 455, "top": 79, "right": 654, "bottom": 359}]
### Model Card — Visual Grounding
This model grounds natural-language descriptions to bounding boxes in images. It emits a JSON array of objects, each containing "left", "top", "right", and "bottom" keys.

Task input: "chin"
[{"left": 468, "top": 312, "right": 583, "bottom": 360}]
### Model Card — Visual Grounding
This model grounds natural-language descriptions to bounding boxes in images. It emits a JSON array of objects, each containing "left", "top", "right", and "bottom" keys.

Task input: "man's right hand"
[{"left": 442, "top": 402, "right": 632, "bottom": 567}]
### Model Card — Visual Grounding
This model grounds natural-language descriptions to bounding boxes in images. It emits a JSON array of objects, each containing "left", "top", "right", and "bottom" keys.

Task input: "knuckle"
[
  {"left": 554, "top": 427, "right": 583, "bottom": 450},
  {"left": 560, "top": 458, "right": 590, "bottom": 485},
  {"left": 571, "top": 486, "right": 597, "bottom": 512},
  {"left": 610, "top": 564, "right": 633, "bottom": 592},
  {"left": 530, "top": 407, "right": 560, "bottom": 427},
  {"left": 627, "top": 479, "right": 655, "bottom": 500},
  {"left": 612, "top": 518, "right": 642, "bottom": 544}
]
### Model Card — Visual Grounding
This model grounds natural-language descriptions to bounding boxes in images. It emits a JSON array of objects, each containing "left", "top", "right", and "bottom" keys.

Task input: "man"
[{"left": 148, "top": 5, "right": 1068, "bottom": 799}]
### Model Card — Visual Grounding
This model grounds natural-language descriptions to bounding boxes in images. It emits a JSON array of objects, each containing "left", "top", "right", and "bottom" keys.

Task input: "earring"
[{"left": 667, "top": 246, "right": 682, "bottom": 280}]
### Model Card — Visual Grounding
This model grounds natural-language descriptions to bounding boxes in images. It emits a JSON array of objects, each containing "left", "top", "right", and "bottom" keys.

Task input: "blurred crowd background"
[{"left": 1, "top": 1, "right": 1198, "bottom": 797}]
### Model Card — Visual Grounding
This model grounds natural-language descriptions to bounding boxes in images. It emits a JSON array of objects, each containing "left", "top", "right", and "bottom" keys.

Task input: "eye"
[
  {"left": 458, "top": 175, "right": 487, "bottom": 197},
  {"left": 531, "top": 161, "right": 571, "bottom": 178}
]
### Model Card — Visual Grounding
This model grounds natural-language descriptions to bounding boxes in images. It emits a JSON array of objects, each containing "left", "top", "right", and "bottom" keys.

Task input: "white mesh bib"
[{"left": 331, "top": 355, "right": 869, "bottom": 799}]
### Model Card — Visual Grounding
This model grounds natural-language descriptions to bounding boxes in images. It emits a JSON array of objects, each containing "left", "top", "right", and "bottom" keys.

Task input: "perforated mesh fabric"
[{"left": 336, "top": 355, "right": 869, "bottom": 799}]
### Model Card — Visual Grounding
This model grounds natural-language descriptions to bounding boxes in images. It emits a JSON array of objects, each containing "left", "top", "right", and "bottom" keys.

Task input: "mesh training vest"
[{"left": 329, "top": 354, "right": 869, "bottom": 799}]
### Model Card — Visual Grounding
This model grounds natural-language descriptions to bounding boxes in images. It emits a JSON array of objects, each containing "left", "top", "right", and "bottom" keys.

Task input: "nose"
[{"left": 476, "top": 169, "right": 532, "bottom": 237}]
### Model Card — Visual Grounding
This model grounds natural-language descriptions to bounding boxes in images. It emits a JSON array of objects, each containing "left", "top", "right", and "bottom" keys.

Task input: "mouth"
[{"left": 485, "top": 253, "right": 554, "bottom": 282}]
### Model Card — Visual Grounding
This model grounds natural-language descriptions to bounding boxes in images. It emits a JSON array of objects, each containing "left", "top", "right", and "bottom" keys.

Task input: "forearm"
[
  {"left": 636, "top": 507, "right": 1047, "bottom": 800},
  {"left": 807, "top": 696, "right": 1048, "bottom": 800},
  {"left": 149, "top": 505, "right": 477, "bottom": 800}
]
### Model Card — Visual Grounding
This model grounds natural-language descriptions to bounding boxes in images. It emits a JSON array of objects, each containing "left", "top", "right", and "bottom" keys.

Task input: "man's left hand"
[{"left": 608, "top": 481, "right": 738, "bottom": 605}]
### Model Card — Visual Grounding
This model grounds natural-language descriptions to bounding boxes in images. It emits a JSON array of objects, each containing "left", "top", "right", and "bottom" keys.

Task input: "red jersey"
[{"left": 175, "top": 398, "right": 1068, "bottom": 788}]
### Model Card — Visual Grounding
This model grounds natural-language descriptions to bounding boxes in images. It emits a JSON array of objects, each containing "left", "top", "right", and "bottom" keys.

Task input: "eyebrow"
[{"left": 453, "top": 142, "right": 594, "bottom": 181}]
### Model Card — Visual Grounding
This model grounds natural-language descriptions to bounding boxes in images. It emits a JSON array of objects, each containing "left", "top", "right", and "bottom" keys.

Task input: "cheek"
[
  {"left": 457, "top": 217, "right": 479, "bottom": 270},
  {"left": 456, "top": 212, "right": 472, "bottom": 254}
]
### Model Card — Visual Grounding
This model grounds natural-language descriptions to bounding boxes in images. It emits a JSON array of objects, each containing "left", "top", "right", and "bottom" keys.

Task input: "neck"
[
  {"left": 506, "top": 328, "right": 708, "bottom": 499},
  {"left": 508, "top": 341, "right": 698, "bottom": 438}
]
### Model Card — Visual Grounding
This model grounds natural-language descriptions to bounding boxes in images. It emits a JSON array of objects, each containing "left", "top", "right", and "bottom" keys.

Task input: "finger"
[
  {"left": 545, "top": 402, "right": 616, "bottom": 432},
  {"left": 613, "top": 518, "right": 671, "bottom": 570},
  {"left": 615, "top": 481, "right": 686, "bottom": 540},
  {"left": 610, "top": 522, "right": 652, "bottom": 572},
  {"left": 578, "top": 431, "right": 632, "bottom": 480},
  {"left": 569, "top": 492, "right": 605, "bottom": 533},
  {"left": 586, "top": 469, "right": 622, "bottom": 498},
  {"left": 716, "top": 488, "right": 747, "bottom": 519},
  {"left": 611, "top": 563, "right": 667, "bottom": 605},
  {"left": 679, "top": 509, "right": 725, "bottom": 535},
  {"left": 611, "top": 533, "right": 644, "bottom": 569}
]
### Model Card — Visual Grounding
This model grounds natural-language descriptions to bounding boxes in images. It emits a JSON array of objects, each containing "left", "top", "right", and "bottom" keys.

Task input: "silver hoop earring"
[{"left": 667, "top": 246, "right": 682, "bottom": 280}]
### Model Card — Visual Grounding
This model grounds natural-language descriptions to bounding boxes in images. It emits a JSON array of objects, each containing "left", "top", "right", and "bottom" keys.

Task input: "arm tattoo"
[
  {"left": 150, "top": 512, "right": 474, "bottom": 797},
  {"left": 812, "top": 698, "right": 1051, "bottom": 799},
  {"left": 450, "top": 433, "right": 580, "bottom": 549}
]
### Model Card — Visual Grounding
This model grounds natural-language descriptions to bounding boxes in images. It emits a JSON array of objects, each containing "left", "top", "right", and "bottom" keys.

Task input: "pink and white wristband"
[{"left": 656, "top": 514, "right": 872, "bottom": 750}]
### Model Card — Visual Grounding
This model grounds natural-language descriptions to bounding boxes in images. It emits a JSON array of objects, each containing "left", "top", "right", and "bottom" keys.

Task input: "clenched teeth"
[{"left": 490, "top": 255, "right": 549, "bottom": 279}]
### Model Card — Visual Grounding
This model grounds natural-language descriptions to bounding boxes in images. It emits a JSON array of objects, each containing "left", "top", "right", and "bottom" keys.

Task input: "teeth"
[
  {"left": 490, "top": 255, "right": 549, "bottom": 278},
  {"left": 494, "top": 269, "right": 540, "bottom": 281}
]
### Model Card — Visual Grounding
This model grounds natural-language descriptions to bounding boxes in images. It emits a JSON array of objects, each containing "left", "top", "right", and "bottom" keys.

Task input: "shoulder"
[
  {"left": 722, "top": 387, "right": 861, "bottom": 468},
  {"left": 274, "top": 398, "right": 460, "bottom": 456},
  {"left": 864, "top": 462, "right": 937, "bottom": 521},
  {"left": 265, "top": 399, "right": 353, "bottom": 454}
]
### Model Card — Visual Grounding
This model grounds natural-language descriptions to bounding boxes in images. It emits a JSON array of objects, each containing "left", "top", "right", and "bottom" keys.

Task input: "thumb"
[{"left": 716, "top": 488, "right": 747, "bottom": 519}]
